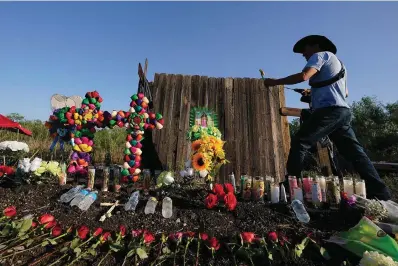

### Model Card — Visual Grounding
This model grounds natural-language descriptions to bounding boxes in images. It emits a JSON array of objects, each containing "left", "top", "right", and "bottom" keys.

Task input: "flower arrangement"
[
  {"left": 0, "top": 166, "right": 15, "bottom": 178},
  {"left": 0, "top": 141, "right": 29, "bottom": 153},
  {"left": 187, "top": 125, "right": 222, "bottom": 142},
  {"left": 190, "top": 133, "right": 228, "bottom": 181},
  {"left": 204, "top": 183, "right": 237, "bottom": 211}
]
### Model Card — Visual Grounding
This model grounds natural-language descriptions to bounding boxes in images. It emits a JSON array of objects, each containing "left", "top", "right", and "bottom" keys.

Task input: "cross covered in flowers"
[{"left": 45, "top": 61, "right": 164, "bottom": 182}]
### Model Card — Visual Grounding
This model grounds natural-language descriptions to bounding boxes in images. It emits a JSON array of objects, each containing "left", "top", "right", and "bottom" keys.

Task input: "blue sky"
[{"left": 0, "top": 2, "right": 397, "bottom": 121}]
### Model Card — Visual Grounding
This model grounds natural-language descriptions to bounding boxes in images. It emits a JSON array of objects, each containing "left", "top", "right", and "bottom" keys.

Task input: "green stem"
[
  {"left": 195, "top": 240, "right": 201, "bottom": 266},
  {"left": 0, "top": 233, "right": 49, "bottom": 255},
  {"left": 0, "top": 239, "right": 46, "bottom": 260},
  {"left": 97, "top": 250, "right": 110, "bottom": 266},
  {"left": 183, "top": 239, "right": 191, "bottom": 266},
  {"left": 48, "top": 252, "right": 68, "bottom": 266},
  {"left": 28, "top": 241, "right": 71, "bottom": 266},
  {"left": 66, "top": 240, "right": 100, "bottom": 266},
  {"left": 173, "top": 240, "right": 180, "bottom": 266}
]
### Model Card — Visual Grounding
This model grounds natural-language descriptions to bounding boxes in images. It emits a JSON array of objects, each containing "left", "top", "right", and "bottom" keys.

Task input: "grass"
[{"left": 0, "top": 120, "right": 128, "bottom": 164}]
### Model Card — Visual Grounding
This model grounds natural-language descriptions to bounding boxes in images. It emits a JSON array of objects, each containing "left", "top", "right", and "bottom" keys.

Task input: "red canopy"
[{"left": 0, "top": 114, "right": 32, "bottom": 136}]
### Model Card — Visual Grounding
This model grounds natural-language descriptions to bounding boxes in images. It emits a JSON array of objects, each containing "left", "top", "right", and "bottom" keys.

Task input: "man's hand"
[{"left": 263, "top": 78, "right": 278, "bottom": 87}]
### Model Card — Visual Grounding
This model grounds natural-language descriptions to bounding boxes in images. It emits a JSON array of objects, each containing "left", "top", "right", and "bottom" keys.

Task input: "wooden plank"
[
  {"left": 245, "top": 78, "right": 255, "bottom": 176},
  {"left": 274, "top": 87, "right": 286, "bottom": 180},
  {"left": 223, "top": 78, "right": 234, "bottom": 182},
  {"left": 168, "top": 74, "right": 183, "bottom": 169},
  {"left": 278, "top": 86, "right": 291, "bottom": 177},
  {"left": 152, "top": 74, "right": 167, "bottom": 158},
  {"left": 160, "top": 74, "right": 175, "bottom": 169},
  {"left": 201, "top": 76, "right": 209, "bottom": 108},
  {"left": 191, "top": 75, "right": 201, "bottom": 108},
  {"left": 233, "top": 78, "right": 242, "bottom": 180},
  {"left": 175, "top": 75, "right": 192, "bottom": 169},
  {"left": 317, "top": 142, "right": 332, "bottom": 176},
  {"left": 268, "top": 86, "right": 282, "bottom": 182},
  {"left": 252, "top": 79, "right": 262, "bottom": 175},
  {"left": 260, "top": 81, "right": 272, "bottom": 176},
  {"left": 217, "top": 78, "right": 226, "bottom": 183},
  {"left": 280, "top": 107, "right": 302, "bottom": 117}
]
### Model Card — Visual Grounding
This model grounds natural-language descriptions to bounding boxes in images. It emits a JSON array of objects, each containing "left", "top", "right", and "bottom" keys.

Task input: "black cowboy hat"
[{"left": 293, "top": 35, "right": 337, "bottom": 54}]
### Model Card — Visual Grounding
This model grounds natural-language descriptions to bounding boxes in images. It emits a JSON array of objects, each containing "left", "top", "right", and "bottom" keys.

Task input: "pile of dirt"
[{"left": 0, "top": 177, "right": 391, "bottom": 266}]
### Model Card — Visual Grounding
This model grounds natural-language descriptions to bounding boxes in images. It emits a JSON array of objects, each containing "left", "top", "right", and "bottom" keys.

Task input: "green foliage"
[{"left": 0, "top": 113, "right": 129, "bottom": 164}]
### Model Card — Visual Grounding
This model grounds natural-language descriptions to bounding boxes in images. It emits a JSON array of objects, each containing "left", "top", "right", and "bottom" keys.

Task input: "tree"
[{"left": 6, "top": 113, "right": 25, "bottom": 123}]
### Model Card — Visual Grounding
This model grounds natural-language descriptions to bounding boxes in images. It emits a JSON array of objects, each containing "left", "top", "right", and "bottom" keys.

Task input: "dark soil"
[{"left": 0, "top": 175, "right": 396, "bottom": 266}]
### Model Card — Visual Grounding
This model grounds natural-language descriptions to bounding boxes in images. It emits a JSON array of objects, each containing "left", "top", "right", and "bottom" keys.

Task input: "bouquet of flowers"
[{"left": 190, "top": 133, "right": 228, "bottom": 181}]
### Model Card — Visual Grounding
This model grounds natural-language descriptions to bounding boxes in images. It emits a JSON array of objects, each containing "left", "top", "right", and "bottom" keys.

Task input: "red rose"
[
  {"left": 143, "top": 231, "right": 155, "bottom": 244},
  {"left": 184, "top": 231, "right": 195, "bottom": 238},
  {"left": 268, "top": 231, "right": 278, "bottom": 242},
  {"left": 279, "top": 234, "right": 288, "bottom": 246},
  {"left": 119, "top": 225, "right": 126, "bottom": 237},
  {"left": 241, "top": 232, "right": 256, "bottom": 244},
  {"left": 93, "top": 227, "right": 103, "bottom": 237},
  {"left": 3, "top": 206, "right": 17, "bottom": 218},
  {"left": 77, "top": 225, "right": 90, "bottom": 239},
  {"left": 212, "top": 184, "right": 226, "bottom": 201},
  {"left": 207, "top": 237, "right": 220, "bottom": 250},
  {"left": 169, "top": 232, "right": 183, "bottom": 241},
  {"left": 39, "top": 214, "right": 55, "bottom": 224},
  {"left": 199, "top": 233, "right": 208, "bottom": 241},
  {"left": 100, "top": 232, "right": 112, "bottom": 243},
  {"left": 44, "top": 220, "right": 57, "bottom": 229},
  {"left": 32, "top": 221, "right": 38, "bottom": 228},
  {"left": 224, "top": 192, "right": 237, "bottom": 211},
  {"left": 132, "top": 229, "right": 143, "bottom": 237},
  {"left": 204, "top": 194, "right": 218, "bottom": 209},
  {"left": 51, "top": 225, "right": 62, "bottom": 237},
  {"left": 224, "top": 183, "right": 234, "bottom": 194}
]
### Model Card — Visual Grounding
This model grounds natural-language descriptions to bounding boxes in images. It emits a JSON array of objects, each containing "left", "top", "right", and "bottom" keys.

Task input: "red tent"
[{"left": 0, "top": 114, "right": 32, "bottom": 137}]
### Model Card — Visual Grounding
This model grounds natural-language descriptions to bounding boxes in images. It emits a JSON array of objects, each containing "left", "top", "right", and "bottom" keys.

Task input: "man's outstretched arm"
[{"left": 263, "top": 67, "right": 318, "bottom": 86}]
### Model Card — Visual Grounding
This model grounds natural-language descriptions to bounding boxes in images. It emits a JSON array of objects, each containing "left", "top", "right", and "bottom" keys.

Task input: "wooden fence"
[{"left": 150, "top": 73, "right": 290, "bottom": 183}]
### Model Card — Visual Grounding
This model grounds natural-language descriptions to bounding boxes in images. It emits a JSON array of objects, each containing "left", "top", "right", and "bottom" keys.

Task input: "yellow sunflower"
[
  {"left": 192, "top": 152, "right": 210, "bottom": 171},
  {"left": 191, "top": 140, "right": 202, "bottom": 152}
]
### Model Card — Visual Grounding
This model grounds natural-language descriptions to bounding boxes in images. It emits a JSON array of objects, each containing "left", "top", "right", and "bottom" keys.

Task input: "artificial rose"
[
  {"left": 224, "top": 192, "right": 237, "bottom": 211},
  {"left": 212, "top": 184, "right": 226, "bottom": 201},
  {"left": 39, "top": 214, "right": 55, "bottom": 224},
  {"left": 77, "top": 225, "right": 90, "bottom": 239},
  {"left": 268, "top": 231, "right": 278, "bottom": 242},
  {"left": 44, "top": 220, "right": 57, "bottom": 229},
  {"left": 143, "top": 231, "right": 155, "bottom": 244},
  {"left": 100, "top": 232, "right": 112, "bottom": 243},
  {"left": 93, "top": 227, "right": 103, "bottom": 237},
  {"left": 224, "top": 183, "right": 234, "bottom": 194},
  {"left": 207, "top": 237, "right": 220, "bottom": 250},
  {"left": 241, "top": 232, "right": 256, "bottom": 244},
  {"left": 119, "top": 225, "right": 126, "bottom": 237},
  {"left": 52, "top": 225, "right": 62, "bottom": 237},
  {"left": 199, "top": 233, "right": 208, "bottom": 241},
  {"left": 3, "top": 206, "right": 17, "bottom": 218},
  {"left": 204, "top": 193, "right": 218, "bottom": 209}
]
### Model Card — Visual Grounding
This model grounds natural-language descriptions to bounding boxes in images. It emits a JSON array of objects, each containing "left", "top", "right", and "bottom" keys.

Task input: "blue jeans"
[{"left": 286, "top": 106, "right": 391, "bottom": 200}]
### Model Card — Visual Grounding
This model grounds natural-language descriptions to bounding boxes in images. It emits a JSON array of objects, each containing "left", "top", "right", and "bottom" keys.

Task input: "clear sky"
[{"left": 0, "top": 2, "right": 397, "bottom": 121}]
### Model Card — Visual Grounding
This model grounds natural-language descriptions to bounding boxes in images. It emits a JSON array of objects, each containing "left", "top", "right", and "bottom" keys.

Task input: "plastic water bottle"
[
  {"left": 144, "top": 197, "right": 158, "bottom": 214},
  {"left": 78, "top": 191, "right": 98, "bottom": 211},
  {"left": 60, "top": 185, "right": 84, "bottom": 203},
  {"left": 162, "top": 197, "right": 173, "bottom": 218},
  {"left": 70, "top": 189, "right": 89, "bottom": 206},
  {"left": 124, "top": 191, "right": 140, "bottom": 212},
  {"left": 291, "top": 199, "right": 310, "bottom": 223}
]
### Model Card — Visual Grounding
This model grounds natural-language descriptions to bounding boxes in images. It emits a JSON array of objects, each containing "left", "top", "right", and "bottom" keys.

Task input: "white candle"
[
  {"left": 293, "top": 187, "right": 303, "bottom": 202},
  {"left": 271, "top": 185, "right": 280, "bottom": 203},
  {"left": 343, "top": 177, "right": 354, "bottom": 197},
  {"left": 355, "top": 179, "right": 366, "bottom": 198},
  {"left": 319, "top": 176, "right": 327, "bottom": 202}
]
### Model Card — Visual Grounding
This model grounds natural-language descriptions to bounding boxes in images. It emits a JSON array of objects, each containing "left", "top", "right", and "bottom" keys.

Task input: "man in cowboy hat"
[{"left": 263, "top": 35, "right": 391, "bottom": 200}]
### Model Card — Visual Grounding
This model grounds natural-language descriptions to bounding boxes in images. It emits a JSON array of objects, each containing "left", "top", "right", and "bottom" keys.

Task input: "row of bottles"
[{"left": 59, "top": 185, "right": 97, "bottom": 211}]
